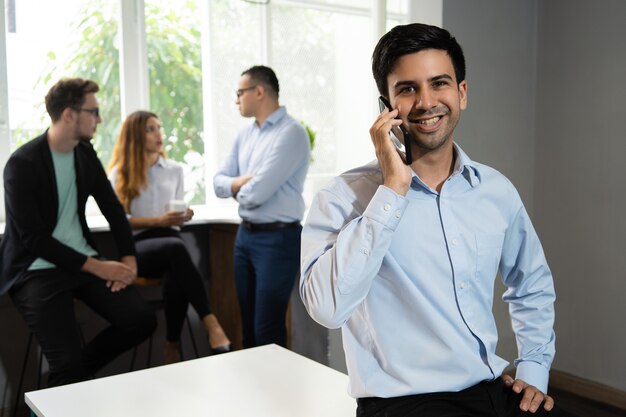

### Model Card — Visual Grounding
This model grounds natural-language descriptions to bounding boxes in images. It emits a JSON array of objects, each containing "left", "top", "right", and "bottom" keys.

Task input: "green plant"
[
  {"left": 300, "top": 120, "right": 316, "bottom": 163},
  {"left": 30, "top": 0, "right": 205, "bottom": 203}
]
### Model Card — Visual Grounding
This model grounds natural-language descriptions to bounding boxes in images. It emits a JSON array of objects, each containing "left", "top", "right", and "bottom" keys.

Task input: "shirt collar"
[
  {"left": 451, "top": 142, "right": 481, "bottom": 187},
  {"left": 264, "top": 106, "right": 287, "bottom": 126},
  {"left": 154, "top": 155, "right": 166, "bottom": 168},
  {"left": 410, "top": 143, "right": 482, "bottom": 191}
]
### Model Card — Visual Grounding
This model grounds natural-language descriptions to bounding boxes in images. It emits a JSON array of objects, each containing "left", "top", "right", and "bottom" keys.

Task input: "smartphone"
[{"left": 378, "top": 96, "right": 413, "bottom": 165}]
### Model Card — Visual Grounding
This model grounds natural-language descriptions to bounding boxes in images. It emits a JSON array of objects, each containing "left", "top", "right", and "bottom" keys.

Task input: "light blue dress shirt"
[
  {"left": 108, "top": 156, "right": 184, "bottom": 234},
  {"left": 213, "top": 106, "right": 310, "bottom": 223},
  {"left": 300, "top": 143, "right": 556, "bottom": 399}
]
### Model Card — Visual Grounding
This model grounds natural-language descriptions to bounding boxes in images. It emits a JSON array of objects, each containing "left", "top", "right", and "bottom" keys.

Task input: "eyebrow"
[{"left": 392, "top": 74, "right": 454, "bottom": 89}]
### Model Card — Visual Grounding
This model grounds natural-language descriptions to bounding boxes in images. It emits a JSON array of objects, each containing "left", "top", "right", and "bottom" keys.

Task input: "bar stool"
[
  {"left": 13, "top": 322, "right": 87, "bottom": 417},
  {"left": 12, "top": 332, "right": 43, "bottom": 417},
  {"left": 129, "top": 276, "right": 199, "bottom": 370}
]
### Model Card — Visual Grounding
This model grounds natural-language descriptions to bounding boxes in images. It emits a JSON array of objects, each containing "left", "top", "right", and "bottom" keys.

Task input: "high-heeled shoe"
[
  {"left": 203, "top": 314, "right": 231, "bottom": 355},
  {"left": 210, "top": 344, "right": 231, "bottom": 355}
]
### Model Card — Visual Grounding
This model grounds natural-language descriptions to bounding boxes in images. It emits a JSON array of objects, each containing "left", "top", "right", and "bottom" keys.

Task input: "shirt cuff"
[
  {"left": 215, "top": 177, "right": 235, "bottom": 198},
  {"left": 362, "top": 185, "right": 409, "bottom": 230},
  {"left": 515, "top": 361, "right": 550, "bottom": 394}
]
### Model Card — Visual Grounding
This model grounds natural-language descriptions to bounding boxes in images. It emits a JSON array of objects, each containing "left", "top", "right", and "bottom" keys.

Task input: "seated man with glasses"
[
  {"left": 0, "top": 78, "right": 156, "bottom": 387},
  {"left": 213, "top": 65, "right": 310, "bottom": 348}
]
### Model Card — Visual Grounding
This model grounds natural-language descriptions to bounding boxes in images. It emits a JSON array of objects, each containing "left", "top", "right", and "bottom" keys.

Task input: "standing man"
[
  {"left": 214, "top": 66, "right": 310, "bottom": 348},
  {"left": 301, "top": 24, "right": 576, "bottom": 416},
  {"left": 0, "top": 78, "right": 156, "bottom": 387}
]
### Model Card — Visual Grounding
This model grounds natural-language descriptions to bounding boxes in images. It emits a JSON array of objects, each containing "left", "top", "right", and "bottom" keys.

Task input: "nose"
[{"left": 416, "top": 87, "right": 436, "bottom": 110}]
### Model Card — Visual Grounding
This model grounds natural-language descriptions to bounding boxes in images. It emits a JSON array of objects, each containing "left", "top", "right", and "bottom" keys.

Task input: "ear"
[
  {"left": 61, "top": 107, "right": 76, "bottom": 123},
  {"left": 458, "top": 80, "right": 468, "bottom": 111},
  {"left": 255, "top": 84, "right": 265, "bottom": 100}
]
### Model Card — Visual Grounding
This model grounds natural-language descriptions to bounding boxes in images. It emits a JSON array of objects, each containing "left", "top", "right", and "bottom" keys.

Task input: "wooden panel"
[
  {"left": 206, "top": 223, "right": 292, "bottom": 351},
  {"left": 207, "top": 224, "right": 242, "bottom": 350},
  {"left": 550, "top": 369, "right": 626, "bottom": 411}
]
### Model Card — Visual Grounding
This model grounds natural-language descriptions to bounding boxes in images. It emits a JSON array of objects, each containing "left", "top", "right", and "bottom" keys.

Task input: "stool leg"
[
  {"left": 129, "top": 346, "right": 137, "bottom": 372},
  {"left": 146, "top": 334, "right": 153, "bottom": 369},
  {"left": 13, "top": 333, "right": 34, "bottom": 417},
  {"left": 36, "top": 348, "right": 43, "bottom": 390}
]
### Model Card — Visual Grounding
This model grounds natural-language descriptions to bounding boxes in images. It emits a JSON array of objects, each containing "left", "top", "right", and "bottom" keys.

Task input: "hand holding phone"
[{"left": 378, "top": 96, "right": 413, "bottom": 165}]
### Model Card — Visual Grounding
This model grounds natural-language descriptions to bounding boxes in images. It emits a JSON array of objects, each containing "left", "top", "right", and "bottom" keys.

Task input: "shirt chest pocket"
[{"left": 475, "top": 233, "right": 505, "bottom": 279}]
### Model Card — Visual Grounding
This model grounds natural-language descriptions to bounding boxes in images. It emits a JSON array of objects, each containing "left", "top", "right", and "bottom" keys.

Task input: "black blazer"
[{"left": 0, "top": 131, "right": 135, "bottom": 294}]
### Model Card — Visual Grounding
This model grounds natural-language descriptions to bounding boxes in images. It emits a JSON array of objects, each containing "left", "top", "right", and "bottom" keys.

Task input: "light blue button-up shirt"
[
  {"left": 300, "top": 144, "right": 556, "bottom": 399},
  {"left": 213, "top": 106, "right": 310, "bottom": 223}
]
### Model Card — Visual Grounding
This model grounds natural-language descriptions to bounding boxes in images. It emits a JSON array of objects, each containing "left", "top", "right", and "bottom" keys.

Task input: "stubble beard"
[
  {"left": 74, "top": 123, "right": 94, "bottom": 142},
  {"left": 408, "top": 106, "right": 459, "bottom": 153}
]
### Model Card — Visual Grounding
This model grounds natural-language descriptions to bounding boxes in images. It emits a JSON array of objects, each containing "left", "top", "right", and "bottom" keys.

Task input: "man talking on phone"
[
  {"left": 300, "top": 24, "right": 576, "bottom": 416},
  {"left": 213, "top": 66, "right": 310, "bottom": 348}
]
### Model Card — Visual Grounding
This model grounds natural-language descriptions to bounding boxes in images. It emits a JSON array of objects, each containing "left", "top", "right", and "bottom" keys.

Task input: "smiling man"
[{"left": 300, "top": 24, "right": 576, "bottom": 417}]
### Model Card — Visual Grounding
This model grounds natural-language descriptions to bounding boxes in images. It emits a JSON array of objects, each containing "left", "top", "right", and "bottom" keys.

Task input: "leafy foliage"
[{"left": 32, "top": 0, "right": 205, "bottom": 203}]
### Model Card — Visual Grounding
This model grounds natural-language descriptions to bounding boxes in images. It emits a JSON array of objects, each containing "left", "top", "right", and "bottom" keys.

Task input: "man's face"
[
  {"left": 387, "top": 49, "right": 467, "bottom": 153},
  {"left": 235, "top": 74, "right": 258, "bottom": 118},
  {"left": 73, "top": 92, "right": 102, "bottom": 142}
]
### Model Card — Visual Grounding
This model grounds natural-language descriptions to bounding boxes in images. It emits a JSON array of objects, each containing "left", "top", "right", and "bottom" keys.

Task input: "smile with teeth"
[{"left": 413, "top": 116, "right": 441, "bottom": 126}]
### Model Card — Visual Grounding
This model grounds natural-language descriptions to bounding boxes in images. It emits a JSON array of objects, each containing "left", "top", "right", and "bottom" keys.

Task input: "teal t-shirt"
[{"left": 28, "top": 150, "right": 98, "bottom": 270}]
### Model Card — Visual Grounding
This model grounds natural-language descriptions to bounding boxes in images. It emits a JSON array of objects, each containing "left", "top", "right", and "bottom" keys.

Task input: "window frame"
[{"left": 0, "top": 0, "right": 426, "bottom": 223}]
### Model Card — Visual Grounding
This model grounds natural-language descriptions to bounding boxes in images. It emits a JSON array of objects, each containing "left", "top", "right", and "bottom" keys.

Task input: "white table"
[{"left": 25, "top": 344, "right": 356, "bottom": 417}]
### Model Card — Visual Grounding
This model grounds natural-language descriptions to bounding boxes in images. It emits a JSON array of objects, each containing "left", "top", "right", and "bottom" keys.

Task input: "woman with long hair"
[{"left": 108, "top": 110, "right": 230, "bottom": 363}]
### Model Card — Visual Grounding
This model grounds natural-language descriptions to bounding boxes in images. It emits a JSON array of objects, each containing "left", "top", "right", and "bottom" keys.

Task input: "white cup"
[{"left": 168, "top": 199, "right": 187, "bottom": 213}]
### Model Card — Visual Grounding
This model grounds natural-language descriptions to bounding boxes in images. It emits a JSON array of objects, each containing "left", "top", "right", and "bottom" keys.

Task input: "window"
[
  {"left": 0, "top": 0, "right": 411, "bottom": 222},
  {"left": 145, "top": 0, "right": 206, "bottom": 204},
  {"left": 5, "top": 0, "right": 120, "bottom": 152}
]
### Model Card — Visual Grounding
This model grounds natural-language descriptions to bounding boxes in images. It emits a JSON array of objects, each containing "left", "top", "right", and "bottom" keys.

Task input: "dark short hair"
[
  {"left": 372, "top": 23, "right": 466, "bottom": 97},
  {"left": 45, "top": 78, "right": 100, "bottom": 122},
  {"left": 241, "top": 65, "right": 280, "bottom": 98}
]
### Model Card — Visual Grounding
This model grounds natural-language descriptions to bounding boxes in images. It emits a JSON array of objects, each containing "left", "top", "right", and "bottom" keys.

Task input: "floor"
[{"left": 550, "top": 387, "right": 626, "bottom": 417}]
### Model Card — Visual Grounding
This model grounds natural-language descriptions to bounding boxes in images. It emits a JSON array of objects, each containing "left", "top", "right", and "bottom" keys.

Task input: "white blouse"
[{"left": 108, "top": 156, "right": 184, "bottom": 233}]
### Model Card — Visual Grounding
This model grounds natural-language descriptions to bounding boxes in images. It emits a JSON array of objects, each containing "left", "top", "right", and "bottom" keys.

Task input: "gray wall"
[
  {"left": 443, "top": 0, "right": 626, "bottom": 391},
  {"left": 533, "top": 0, "right": 626, "bottom": 391}
]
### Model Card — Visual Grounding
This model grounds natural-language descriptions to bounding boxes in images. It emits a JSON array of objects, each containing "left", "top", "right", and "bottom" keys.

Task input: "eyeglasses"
[
  {"left": 73, "top": 107, "right": 100, "bottom": 117},
  {"left": 235, "top": 85, "right": 257, "bottom": 98}
]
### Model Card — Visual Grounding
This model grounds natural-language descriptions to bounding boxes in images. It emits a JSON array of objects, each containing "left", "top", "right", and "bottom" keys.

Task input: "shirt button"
[
  {"left": 383, "top": 203, "right": 391, "bottom": 211},
  {"left": 361, "top": 248, "right": 370, "bottom": 256},
  {"left": 460, "top": 281, "right": 466, "bottom": 289},
  {"left": 395, "top": 210, "right": 401, "bottom": 218},
  {"left": 452, "top": 239, "right": 459, "bottom": 245}
]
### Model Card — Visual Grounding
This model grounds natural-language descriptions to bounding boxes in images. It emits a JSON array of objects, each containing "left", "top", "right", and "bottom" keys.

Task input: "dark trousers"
[
  {"left": 10, "top": 269, "right": 156, "bottom": 387},
  {"left": 233, "top": 224, "right": 301, "bottom": 348},
  {"left": 134, "top": 228, "right": 211, "bottom": 342},
  {"left": 356, "top": 379, "right": 579, "bottom": 417}
]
